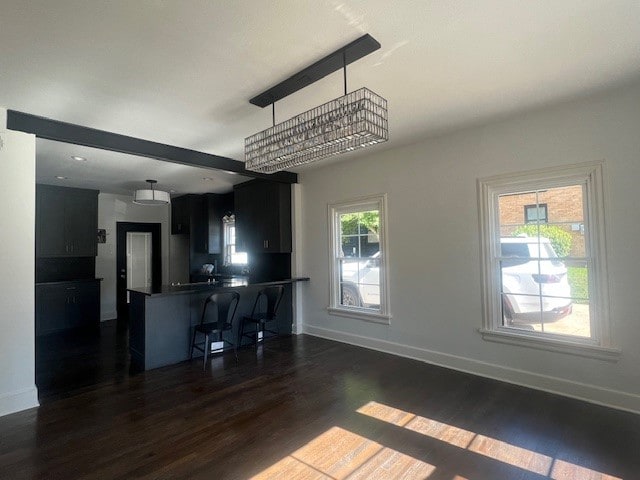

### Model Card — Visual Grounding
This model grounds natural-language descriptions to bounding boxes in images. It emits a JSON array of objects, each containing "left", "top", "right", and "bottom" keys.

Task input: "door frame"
[{"left": 116, "top": 222, "right": 162, "bottom": 319}]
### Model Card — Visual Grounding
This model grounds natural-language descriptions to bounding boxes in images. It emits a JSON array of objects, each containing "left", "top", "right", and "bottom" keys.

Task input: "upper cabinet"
[
  {"left": 234, "top": 180, "right": 292, "bottom": 253},
  {"left": 171, "top": 193, "right": 233, "bottom": 254},
  {"left": 36, "top": 185, "right": 99, "bottom": 257},
  {"left": 170, "top": 195, "right": 191, "bottom": 235}
]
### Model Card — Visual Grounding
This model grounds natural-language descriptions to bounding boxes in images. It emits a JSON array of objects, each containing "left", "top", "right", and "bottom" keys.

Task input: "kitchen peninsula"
[{"left": 128, "top": 277, "right": 309, "bottom": 370}]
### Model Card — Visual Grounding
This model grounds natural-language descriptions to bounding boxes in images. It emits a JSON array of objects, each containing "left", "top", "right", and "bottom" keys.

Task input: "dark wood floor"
[
  {"left": 35, "top": 320, "right": 130, "bottom": 402},
  {"left": 3, "top": 334, "right": 639, "bottom": 479}
]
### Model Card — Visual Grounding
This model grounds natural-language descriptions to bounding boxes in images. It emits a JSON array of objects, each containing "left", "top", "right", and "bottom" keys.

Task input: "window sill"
[
  {"left": 478, "top": 328, "right": 621, "bottom": 362},
  {"left": 327, "top": 307, "right": 391, "bottom": 325}
]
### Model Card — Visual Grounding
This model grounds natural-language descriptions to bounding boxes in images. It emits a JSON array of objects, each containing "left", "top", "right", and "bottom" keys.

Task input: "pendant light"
[{"left": 133, "top": 179, "right": 171, "bottom": 205}]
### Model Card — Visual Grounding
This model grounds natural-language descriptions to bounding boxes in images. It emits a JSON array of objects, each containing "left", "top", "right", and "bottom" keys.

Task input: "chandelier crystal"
[{"left": 245, "top": 87, "right": 388, "bottom": 173}]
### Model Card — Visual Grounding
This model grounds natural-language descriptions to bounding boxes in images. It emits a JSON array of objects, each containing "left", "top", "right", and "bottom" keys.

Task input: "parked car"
[
  {"left": 340, "top": 237, "right": 573, "bottom": 322},
  {"left": 500, "top": 236, "right": 572, "bottom": 322},
  {"left": 340, "top": 252, "right": 380, "bottom": 308}
]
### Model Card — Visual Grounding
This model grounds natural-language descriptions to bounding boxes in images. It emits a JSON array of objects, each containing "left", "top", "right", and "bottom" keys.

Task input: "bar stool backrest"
[
  {"left": 202, "top": 291, "right": 240, "bottom": 330},
  {"left": 250, "top": 285, "right": 284, "bottom": 321}
]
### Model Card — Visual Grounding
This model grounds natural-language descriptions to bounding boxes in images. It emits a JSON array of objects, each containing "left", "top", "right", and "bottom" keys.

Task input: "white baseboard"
[
  {"left": 0, "top": 385, "right": 39, "bottom": 417},
  {"left": 303, "top": 324, "right": 640, "bottom": 415}
]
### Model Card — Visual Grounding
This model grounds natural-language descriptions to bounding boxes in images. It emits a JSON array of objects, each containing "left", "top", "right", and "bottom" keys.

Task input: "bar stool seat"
[{"left": 190, "top": 291, "right": 240, "bottom": 368}]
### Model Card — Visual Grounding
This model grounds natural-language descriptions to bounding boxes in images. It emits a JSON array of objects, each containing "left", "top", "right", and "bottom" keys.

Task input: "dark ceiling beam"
[
  {"left": 6, "top": 110, "right": 298, "bottom": 184},
  {"left": 249, "top": 34, "right": 381, "bottom": 108}
]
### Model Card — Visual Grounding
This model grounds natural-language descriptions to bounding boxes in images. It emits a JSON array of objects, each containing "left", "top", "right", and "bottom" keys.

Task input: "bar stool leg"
[
  {"left": 203, "top": 333, "right": 209, "bottom": 369},
  {"left": 190, "top": 329, "right": 197, "bottom": 360}
]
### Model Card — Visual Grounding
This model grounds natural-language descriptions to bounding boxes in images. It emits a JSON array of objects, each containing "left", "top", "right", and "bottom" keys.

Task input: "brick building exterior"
[{"left": 498, "top": 185, "right": 585, "bottom": 256}]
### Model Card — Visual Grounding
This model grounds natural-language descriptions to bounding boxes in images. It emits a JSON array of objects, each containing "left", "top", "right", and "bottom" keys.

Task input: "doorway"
[{"left": 116, "top": 222, "right": 162, "bottom": 319}]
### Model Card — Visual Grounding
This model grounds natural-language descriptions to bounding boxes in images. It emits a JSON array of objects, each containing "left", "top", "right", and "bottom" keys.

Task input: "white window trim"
[
  {"left": 222, "top": 216, "right": 247, "bottom": 266},
  {"left": 327, "top": 194, "right": 391, "bottom": 324},
  {"left": 477, "top": 162, "right": 619, "bottom": 360}
]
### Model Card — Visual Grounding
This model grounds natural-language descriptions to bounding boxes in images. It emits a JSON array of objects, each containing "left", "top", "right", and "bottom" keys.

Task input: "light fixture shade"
[
  {"left": 133, "top": 188, "right": 171, "bottom": 205},
  {"left": 245, "top": 87, "right": 388, "bottom": 173}
]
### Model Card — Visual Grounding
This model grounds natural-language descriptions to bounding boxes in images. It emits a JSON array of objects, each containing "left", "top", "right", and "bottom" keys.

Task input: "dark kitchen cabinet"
[
  {"left": 204, "top": 193, "right": 233, "bottom": 254},
  {"left": 36, "top": 185, "right": 98, "bottom": 257},
  {"left": 172, "top": 193, "right": 232, "bottom": 254},
  {"left": 35, "top": 280, "right": 100, "bottom": 336},
  {"left": 170, "top": 195, "right": 191, "bottom": 235},
  {"left": 234, "top": 180, "right": 291, "bottom": 253}
]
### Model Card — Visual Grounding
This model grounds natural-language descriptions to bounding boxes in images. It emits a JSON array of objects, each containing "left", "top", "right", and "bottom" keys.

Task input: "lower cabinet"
[{"left": 36, "top": 280, "right": 100, "bottom": 336}]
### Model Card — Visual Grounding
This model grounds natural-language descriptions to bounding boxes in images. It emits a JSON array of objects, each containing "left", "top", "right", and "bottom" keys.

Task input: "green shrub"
[
  {"left": 567, "top": 266, "right": 589, "bottom": 303},
  {"left": 512, "top": 224, "right": 573, "bottom": 257}
]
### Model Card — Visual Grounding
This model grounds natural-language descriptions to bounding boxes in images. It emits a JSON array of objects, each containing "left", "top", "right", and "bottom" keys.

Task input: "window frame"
[
  {"left": 477, "top": 162, "right": 619, "bottom": 360},
  {"left": 222, "top": 216, "right": 247, "bottom": 266},
  {"left": 327, "top": 194, "right": 391, "bottom": 324},
  {"left": 524, "top": 203, "right": 548, "bottom": 223}
]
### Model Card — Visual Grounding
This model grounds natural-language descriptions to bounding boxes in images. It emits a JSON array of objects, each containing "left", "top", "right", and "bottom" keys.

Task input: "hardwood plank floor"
[
  {"left": 2, "top": 334, "right": 639, "bottom": 479},
  {"left": 35, "top": 319, "right": 130, "bottom": 402}
]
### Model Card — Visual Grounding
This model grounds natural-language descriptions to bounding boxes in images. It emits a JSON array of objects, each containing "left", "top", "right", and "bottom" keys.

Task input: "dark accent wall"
[
  {"left": 248, "top": 253, "right": 291, "bottom": 283},
  {"left": 36, "top": 257, "right": 96, "bottom": 283}
]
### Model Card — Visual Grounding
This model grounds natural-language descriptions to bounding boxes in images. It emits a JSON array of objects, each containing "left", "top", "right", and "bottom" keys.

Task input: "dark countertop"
[
  {"left": 36, "top": 278, "right": 103, "bottom": 286},
  {"left": 128, "top": 277, "right": 310, "bottom": 297}
]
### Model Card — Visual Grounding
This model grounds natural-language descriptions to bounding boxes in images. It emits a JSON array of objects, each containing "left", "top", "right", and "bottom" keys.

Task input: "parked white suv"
[
  {"left": 341, "top": 237, "right": 573, "bottom": 322},
  {"left": 340, "top": 252, "right": 381, "bottom": 308},
  {"left": 500, "top": 236, "right": 572, "bottom": 322}
]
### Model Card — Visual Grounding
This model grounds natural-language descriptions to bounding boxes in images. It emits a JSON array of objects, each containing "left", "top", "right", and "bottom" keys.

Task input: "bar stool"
[
  {"left": 238, "top": 285, "right": 284, "bottom": 349},
  {"left": 190, "top": 291, "right": 240, "bottom": 368}
]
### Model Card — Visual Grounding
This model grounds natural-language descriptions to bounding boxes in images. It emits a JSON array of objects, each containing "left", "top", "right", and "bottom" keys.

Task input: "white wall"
[
  {"left": 299, "top": 81, "right": 640, "bottom": 413},
  {"left": 96, "top": 193, "right": 171, "bottom": 320},
  {"left": 0, "top": 118, "right": 39, "bottom": 416}
]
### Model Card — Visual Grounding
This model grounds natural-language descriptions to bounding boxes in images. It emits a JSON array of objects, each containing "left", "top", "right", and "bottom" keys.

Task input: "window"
[
  {"left": 478, "top": 163, "right": 618, "bottom": 359},
  {"left": 328, "top": 194, "right": 390, "bottom": 323},
  {"left": 222, "top": 215, "right": 247, "bottom": 266},
  {"left": 524, "top": 203, "right": 548, "bottom": 223}
]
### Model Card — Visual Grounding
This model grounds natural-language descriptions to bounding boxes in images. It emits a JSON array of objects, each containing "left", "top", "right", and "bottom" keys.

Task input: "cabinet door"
[
  {"left": 234, "top": 184, "right": 258, "bottom": 253},
  {"left": 37, "top": 187, "right": 67, "bottom": 256},
  {"left": 36, "top": 282, "right": 100, "bottom": 335},
  {"left": 191, "top": 196, "right": 209, "bottom": 253},
  {"left": 234, "top": 181, "right": 292, "bottom": 253},
  {"left": 171, "top": 196, "right": 190, "bottom": 234},
  {"left": 262, "top": 182, "right": 292, "bottom": 253},
  {"left": 74, "top": 282, "right": 100, "bottom": 329},
  {"left": 206, "top": 194, "right": 231, "bottom": 254},
  {"left": 65, "top": 191, "right": 98, "bottom": 256},
  {"left": 35, "top": 285, "right": 70, "bottom": 335}
]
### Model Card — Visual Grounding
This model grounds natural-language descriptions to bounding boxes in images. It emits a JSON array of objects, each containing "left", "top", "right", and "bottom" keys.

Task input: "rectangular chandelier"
[{"left": 245, "top": 87, "right": 388, "bottom": 173}]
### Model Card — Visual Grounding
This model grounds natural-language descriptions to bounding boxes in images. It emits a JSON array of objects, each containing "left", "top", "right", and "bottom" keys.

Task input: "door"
[
  {"left": 116, "top": 222, "right": 161, "bottom": 319},
  {"left": 126, "top": 232, "right": 153, "bottom": 301}
]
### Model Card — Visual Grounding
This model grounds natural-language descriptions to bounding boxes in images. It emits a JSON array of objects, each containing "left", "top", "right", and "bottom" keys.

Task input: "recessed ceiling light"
[
  {"left": 55, "top": 176, "right": 68, "bottom": 180},
  {"left": 71, "top": 156, "right": 86, "bottom": 161}
]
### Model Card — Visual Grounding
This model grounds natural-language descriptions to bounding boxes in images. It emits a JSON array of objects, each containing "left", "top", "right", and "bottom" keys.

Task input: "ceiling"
[
  {"left": 1, "top": 1, "right": 640, "bottom": 193},
  {"left": 35, "top": 138, "right": 250, "bottom": 195}
]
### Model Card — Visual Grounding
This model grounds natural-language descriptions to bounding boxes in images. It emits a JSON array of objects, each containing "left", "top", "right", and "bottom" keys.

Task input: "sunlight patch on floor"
[
  {"left": 250, "top": 426, "right": 435, "bottom": 479},
  {"left": 357, "top": 401, "right": 622, "bottom": 480}
]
